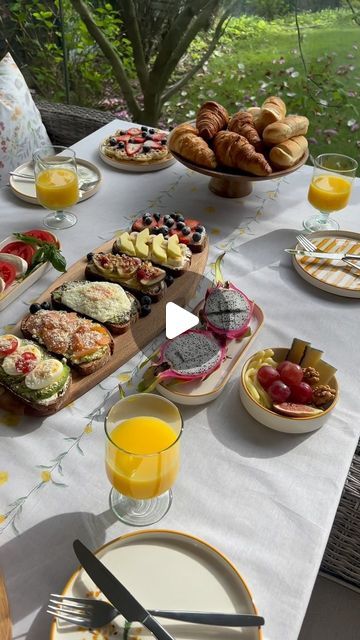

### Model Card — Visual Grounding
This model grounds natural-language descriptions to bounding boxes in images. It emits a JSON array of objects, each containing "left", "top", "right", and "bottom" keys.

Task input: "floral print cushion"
[{"left": 0, "top": 52, "right": 52, "bottom": 186}]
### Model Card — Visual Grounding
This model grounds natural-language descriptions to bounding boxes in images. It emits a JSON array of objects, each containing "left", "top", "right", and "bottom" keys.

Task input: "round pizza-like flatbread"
[{"left": 102, "top": 126, "right": 170, "bottom": 164}]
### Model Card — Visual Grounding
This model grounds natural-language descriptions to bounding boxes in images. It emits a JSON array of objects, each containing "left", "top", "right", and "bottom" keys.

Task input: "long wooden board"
[
  {"left": 0, "top": 575, "right": 11, "bottom": 640},
  {"left": 2, "top": 238, "right": 208, "bottom": 415}
]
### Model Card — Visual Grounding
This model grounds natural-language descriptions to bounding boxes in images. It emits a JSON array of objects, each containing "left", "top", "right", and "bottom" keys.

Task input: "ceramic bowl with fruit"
[{"left": 239, "top": 338, "right": 338, "bottom": 434}]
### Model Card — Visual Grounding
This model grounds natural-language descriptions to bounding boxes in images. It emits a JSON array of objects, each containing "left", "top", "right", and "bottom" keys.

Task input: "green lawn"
[{"left": 165, "top": 10, "right": 360, "bottom": 164}]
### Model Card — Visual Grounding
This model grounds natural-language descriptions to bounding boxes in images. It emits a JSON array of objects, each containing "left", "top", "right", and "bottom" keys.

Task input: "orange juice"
[
  {"left": 308, "top": 174, "right": 351, "bottom": 212},
  {"left": 36, "top": 168, "right": 79, "bottom": 209},
  {"left": 106, "top": 416, "right": 179, "bottom": 499}
]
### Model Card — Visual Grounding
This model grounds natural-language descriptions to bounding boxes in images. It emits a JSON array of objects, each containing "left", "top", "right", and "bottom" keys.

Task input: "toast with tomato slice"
[
  {"left": 0, "top": 334, "right": 71, "bottom": 416},
  {"left": 21, "top": 310, "right": 115, "bottom": 375}
]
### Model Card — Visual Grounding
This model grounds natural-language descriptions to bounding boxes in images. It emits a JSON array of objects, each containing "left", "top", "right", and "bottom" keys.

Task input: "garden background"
[{"left": 1, "top": 0, "right": 359, "bottom": 160}]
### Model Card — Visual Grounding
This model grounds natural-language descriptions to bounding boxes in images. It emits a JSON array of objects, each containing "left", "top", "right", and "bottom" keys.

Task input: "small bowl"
[{"left": 239, "top": 347, "right": 338, "bottom": 434}]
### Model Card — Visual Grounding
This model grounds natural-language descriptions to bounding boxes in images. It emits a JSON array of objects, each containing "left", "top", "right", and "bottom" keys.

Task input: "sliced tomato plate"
[
  {"left": 23, "top": 229, "right": 58, "bottom": 246},
  {"left": 0, "top": 261, "right": 16, "bottom": 289},
  {"left": 1, "top": 241, "right": 35, "bottom": 266}
]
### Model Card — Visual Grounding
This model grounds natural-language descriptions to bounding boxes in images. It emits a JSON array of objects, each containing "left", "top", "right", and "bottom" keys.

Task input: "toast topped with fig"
[
  {"left": 21, "top": 309, "right": 114, "bottom": 375},
  {"left": 85, "top": 253, "right": 166, "bottom": 301},
  {"left": 0, "top": 334, "right": 71, "bottom": 416},
  {"left": 51, "top": 281, "right": 140, "bottom": 334}
]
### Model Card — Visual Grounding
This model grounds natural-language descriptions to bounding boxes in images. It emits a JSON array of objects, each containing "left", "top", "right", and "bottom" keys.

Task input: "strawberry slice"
[
  {"left": 126, "top": 142, "right": 142, "bottom": 157},
  {"left": 152, "top": 132, "right": 167, "bottom": 141},
  {"left": 127, "top": 127, "right": 142, "bottom": 136},
  {"left": 133, "top": 136, "right": 145, "bottom": 143},
  {"left": 144, "top": 140, "right": 163, "bottom": 150},
  {"left": 185, "top": 218, "right": 200, "bottom": 229},
  {"left": 116, "top": 134, "right": 130, "bottom": 142}
]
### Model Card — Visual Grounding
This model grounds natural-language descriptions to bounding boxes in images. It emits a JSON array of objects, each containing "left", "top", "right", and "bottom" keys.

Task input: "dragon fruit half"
[
  {"left": 202, "top": 281, "right": 254, "bottom": 340},
  {"left": 138, "top": 329, "right": 227, "bottom": 391}
]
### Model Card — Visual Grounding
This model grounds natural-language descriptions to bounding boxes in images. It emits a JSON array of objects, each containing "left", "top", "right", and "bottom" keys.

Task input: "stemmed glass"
[
  {"left": 303, "top": 153, "right": 357, "bottom": 232},
  {"left": 33, "top": 145, "right": 79, "bottom": 229},
  {"left": 105, "top": 393, "right": 183, "bottom": 526}
]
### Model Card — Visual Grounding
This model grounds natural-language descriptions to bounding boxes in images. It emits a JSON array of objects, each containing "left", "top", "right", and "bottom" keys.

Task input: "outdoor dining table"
[{"left": 0, "top": 119, "right": 359, "bottom": 640}]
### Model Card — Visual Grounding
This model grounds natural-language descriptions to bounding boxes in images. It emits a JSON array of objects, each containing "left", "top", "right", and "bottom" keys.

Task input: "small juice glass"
[
  {"left": 34, "top": 145, "right": 79, "bottom": 229},
  {"left": 105, "top": 393, "right": 183, "bottom": 526}
]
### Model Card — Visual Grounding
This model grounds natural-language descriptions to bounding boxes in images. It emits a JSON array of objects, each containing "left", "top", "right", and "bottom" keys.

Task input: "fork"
[
  {"left": 296, "top": 234, "right": 360, "bottom": 272},
  {"left": 47, "top": 594, "right": 265, "bottom": 629}
]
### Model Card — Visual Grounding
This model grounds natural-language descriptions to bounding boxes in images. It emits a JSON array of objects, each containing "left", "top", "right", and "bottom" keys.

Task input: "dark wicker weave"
[
  {"left": 36, "top": 100, "right": 115, "bottom": 147},
  {"left": 321, "top": 439, "right": 360, "bottom": 589}
]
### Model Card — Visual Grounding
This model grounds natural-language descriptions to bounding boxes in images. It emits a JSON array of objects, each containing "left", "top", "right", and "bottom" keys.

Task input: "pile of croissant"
[{"left": 169, "top": 97, "right": 309, "bottom": 177}]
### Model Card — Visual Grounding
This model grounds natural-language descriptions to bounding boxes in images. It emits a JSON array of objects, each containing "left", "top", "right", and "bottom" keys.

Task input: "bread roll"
[
  {"left": 263, "top": 116, "right": 309, "bottom": 144},
  {"left": 255, "top": 96, "right": 286, "bottom": 134},
  {"left": 269, "top": 136, "right": 308, "bottom": 169}
]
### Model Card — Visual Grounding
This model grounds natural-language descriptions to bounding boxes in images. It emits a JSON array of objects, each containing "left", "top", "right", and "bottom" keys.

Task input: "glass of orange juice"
[
  {"left": 304, "top": 153, "right": 357, "bottom": 232},
  {"left": 105, "top": 393, "right": 183, "bottom": 526},
  {"left": 33, "top": 145, "right": 79, "bottom": 229}
]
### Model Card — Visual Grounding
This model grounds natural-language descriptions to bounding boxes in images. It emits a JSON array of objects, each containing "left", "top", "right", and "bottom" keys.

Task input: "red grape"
[
  {"left": 289, "top": 382, "right": 313, "bottom": 404},
  {"left": 268, "top": 380, "right": 291, "bottom": 403},
  {"left": 257, "top": 365, "right": 280, "bottom": 389},
  {"left": 278, "top": 361, "right": 303, "bottom": 386}
]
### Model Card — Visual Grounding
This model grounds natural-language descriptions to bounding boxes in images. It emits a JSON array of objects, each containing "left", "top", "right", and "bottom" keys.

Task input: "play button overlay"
[{"left": 166, "top": 302, "right": 199, "bottom": 339}]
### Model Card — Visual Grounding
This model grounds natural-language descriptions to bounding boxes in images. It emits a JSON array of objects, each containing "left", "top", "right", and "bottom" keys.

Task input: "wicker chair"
[
  {"left": 36, "top": 101, "right": 360, "bottom": 591},
  {"left": 36, "top": 100, "right": 115, "bottom": 146}
]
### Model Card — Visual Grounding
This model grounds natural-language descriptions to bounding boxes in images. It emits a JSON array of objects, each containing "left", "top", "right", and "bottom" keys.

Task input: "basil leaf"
[{"left": 12, "top": 232, "right": 67, "bottom": 274}]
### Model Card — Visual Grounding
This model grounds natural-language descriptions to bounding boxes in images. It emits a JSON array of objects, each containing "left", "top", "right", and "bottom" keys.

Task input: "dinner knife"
[
  {"left": 285, "top": 249, "right": 360, "bottom": 260},
  {"left": 73, "top": 540, "right": 265, "bottom": 630}
]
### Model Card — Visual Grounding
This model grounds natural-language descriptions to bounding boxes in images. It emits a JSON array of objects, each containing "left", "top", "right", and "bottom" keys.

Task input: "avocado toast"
[
  {"left": 0, "top": 334, "right": 71, "bottom": 416},
  {"left": 21, "top": 309, "right": 114, "bottom": 375},
  {"left": 51, "top": 281, "right": 139, "bottom": 335}
]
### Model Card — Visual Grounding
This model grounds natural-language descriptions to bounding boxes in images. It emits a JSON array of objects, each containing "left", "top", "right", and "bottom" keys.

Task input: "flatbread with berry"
[{"left": 101, "top": 126, "right": 172, "bottom": 166}]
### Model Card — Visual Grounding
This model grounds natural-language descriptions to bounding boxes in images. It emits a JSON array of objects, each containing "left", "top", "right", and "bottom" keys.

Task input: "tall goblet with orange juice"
[
  {"left": 304, "top": 153, "right": 357, "bottom": 232},
  {"left": 105, "top": 393, "right": 183, "bottom": 526},
  {"left": 33, "top": 145, "right": 79, "bottom": 229}
]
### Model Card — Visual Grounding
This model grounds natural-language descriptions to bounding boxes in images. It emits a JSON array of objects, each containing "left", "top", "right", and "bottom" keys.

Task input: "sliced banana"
[
  {"left": 2, "top": 344, "right": 43, "bottom": 376},
  {"left": 25, "top": 359, "right": 64, "bottom": 390},
  {"left": 0, "top": 253, "right": 28, "bottom": 276}
]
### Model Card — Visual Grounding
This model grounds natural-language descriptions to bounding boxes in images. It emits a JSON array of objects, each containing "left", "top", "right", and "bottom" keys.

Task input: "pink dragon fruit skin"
[
  {"left": 155, "top": 329, "right": 227, "bottom": 382},
  {"left": 203, "top": 282, "right": 254, "bottom": 340}
]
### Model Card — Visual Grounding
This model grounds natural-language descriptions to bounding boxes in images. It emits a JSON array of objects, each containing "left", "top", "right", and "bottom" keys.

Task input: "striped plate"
[{"left": 292, "top": 230, "right": 360, "bottom": 298}]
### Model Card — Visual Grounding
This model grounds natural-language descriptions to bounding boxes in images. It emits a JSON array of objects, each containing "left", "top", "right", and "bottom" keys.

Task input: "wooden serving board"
[
  {"left": 0, "top": 575, "right": 11, "bottom": 640},
  {"left": 3, "top": 238, "right": 208, "bottom": 415}
]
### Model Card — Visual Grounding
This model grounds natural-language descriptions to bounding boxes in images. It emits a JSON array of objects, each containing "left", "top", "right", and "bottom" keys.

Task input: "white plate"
[
  {"left": 0, "top": 233, "right": 58, "bottom": 312},
  {"left": 157, "top": 304, "right": 264, "bottom": 406},
  {"left": 50, "top": 529, "right": 262, "bottom": 640},
  {"left": 99, "top": 142, "right": 176, "bottom": 172},
  {"left": 292, "top": 230, "right": 360, "bottom": 298},
  {"left": 9, "top": 159, "right": 102, "bottom": 205}
]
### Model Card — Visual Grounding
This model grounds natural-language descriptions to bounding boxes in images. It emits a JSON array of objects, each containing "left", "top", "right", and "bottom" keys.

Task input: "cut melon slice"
[
  {"left": 119, "top": 231, "right": 136, "bottom": 256},
  {"left": 152, "top": 233, "right": 167, "bottom": 262},
  {"left": 300, "top": 346, "right": 324, "bottom": 368},
  {"left": 167, "top": 234, "right": 182, "bottom": 259},
  {"left": 316, "top": 360, "right": 338, "bottom": 386},
  {"left": 285, "top": 338, "right": 310, "bottom": 364},
  {"left": 135, "top": 228, "right": 150, "bottom": 259}
]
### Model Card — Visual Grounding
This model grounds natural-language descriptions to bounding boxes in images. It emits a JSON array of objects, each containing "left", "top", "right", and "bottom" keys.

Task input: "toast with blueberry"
[{"left": 131, "top": 213, "right": 207, "bottom": 253}]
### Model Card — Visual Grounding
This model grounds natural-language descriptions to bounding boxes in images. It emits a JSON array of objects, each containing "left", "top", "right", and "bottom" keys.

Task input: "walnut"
[
  {"left": 302, "top": 366, "right": 320, "bottom": 385},
  {"left": 312, "top": 384, "right": 336, "bottom": 407}
]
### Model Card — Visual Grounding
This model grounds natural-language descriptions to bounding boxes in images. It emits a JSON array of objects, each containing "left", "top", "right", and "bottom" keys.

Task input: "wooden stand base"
[{"left": 209, "top": 176, "right": 252, "bottom": 198}]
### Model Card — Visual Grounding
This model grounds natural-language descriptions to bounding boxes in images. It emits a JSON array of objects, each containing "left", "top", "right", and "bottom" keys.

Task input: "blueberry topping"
[
  {"left": 145, "top": 134, "right": 152, "bottom": 140},
  {"left": 40, "top": 301, "right": 51, "bottom": 310},
  {"left": 174, "top": 213, "right": 185, "bottom": 222},
  {"left": 140, "top": 304, "right": 152, "bottom": 317},
  {"left": 161, "top": 139, "right": 167, "bottom": 145},
  {"left": 117, "top": 141, "right": 125, "bottom": 149},
  {"left": 109, "top": 137, "right": 117, "bottom": 146},
  {"left": 86, "top": 252, "right": 94, "bottom": 261},
  {"left": 143, "top": 217, "right": 153, "bottom": 226},
  {"left": 142, "top": 145, "right": 150, "bottom": 153},
  {"left": 151, "top": 227, "right": 159, "bottom": 235},
  {"left": 195, "top": 225, "right": 205, "bottom": 233},
  {"left": 165, "top": 274, "right": 174, "bottom": 287},
  {"left": 149, "top": 128, "right": 155, "bottom": 134},
  {"left": 192, "top": 232, "right": 202, "bottom": 242},
  {"left": 163, "top": 214, "right": 174, "bottom": 222},
  {"left": 153, "top": 213, "right": 161, "bottom": 222},
  {"left": 29, "top": 303, "right": 42, "bottom": 314},
  {"left": 159, "top": 226, "right": 169, "bottom": 236},
  {"left": 119, "top": 130, "right": 125, "bottom": 135},
  {"left": 141, "top": 126, "right": 148, "bottom": 132},
  {"left": 128, "top": 138, "right": 134, "bottom": 144},
  {"left": 176, "top": 221, "right": 185, "bottom": 230},
  {"left": 182, "top": 226, "right": 191, "bottom": 236},
  {"left": 165, "top": 219, "right": 174, "bottom": 228},
  {"left": 140, "top": 295, "right": 152, "bottom": 306}
]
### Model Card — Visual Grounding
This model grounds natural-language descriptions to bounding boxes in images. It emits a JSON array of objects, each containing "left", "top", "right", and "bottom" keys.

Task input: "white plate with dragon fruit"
[
  {"left": 99, "top": 125, "right": 176, "bottom": 172},
  {"left": 139, "top": 281, "right": 264, "bottom": 405}
]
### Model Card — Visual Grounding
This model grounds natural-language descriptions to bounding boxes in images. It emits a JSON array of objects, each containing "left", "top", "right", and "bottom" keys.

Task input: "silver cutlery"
[
  {"left": 9, "top": 172, "right": 99, "bottom": 192},
  {"left": 285, "top": 249, "right": 360, "bottom": 260},
  {"left": 47, "top": 594, "right": 265, "bottom": 629},
  {"left": 72, "top": 539, "right": 264, "bottom": 638},
  {"left": 296, "top": 233, "right": 360, "bottom": 271}
]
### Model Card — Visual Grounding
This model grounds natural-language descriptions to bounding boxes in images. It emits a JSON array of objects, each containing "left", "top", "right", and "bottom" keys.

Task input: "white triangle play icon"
[{"left": 166, "top": 302, "right": 198, "bottom": 340}]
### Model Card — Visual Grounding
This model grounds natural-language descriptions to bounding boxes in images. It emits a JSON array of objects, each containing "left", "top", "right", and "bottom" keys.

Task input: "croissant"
[
  {"left": 213, "top": 131, "right": 272, "bottom": 176},
  {"left": 228, "top": 112, "right": 262, "bottom": 149},
  {"left": 255, "top": 96, "right": 286, "bottom": 134},
  {"left": 196, "top": 101, "right": 229, "bottom": 140},
  {"left": 170, "top": 124, "right": 217, "bottom": 169}
]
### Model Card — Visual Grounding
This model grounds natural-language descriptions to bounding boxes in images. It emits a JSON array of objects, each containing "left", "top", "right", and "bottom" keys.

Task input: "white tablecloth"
[{"left": 0, "top": 120, "right": 359, "bottom": 640}]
